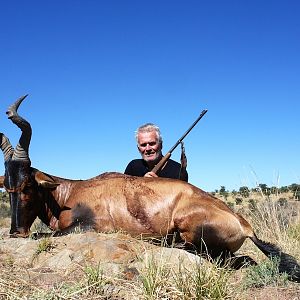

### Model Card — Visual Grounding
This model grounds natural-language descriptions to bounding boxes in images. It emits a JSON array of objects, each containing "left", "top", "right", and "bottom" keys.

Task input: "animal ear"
[
  {"left": 0, "top": 176, "right": 4, "bottom": 188},
  {"left": 34, "top": 171, "right": 60, "bottom": 189}
]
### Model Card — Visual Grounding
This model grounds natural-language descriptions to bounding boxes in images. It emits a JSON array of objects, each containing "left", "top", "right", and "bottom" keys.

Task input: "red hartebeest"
[{"left": 0, "top": 95, "right": 299, "bottom": 282}]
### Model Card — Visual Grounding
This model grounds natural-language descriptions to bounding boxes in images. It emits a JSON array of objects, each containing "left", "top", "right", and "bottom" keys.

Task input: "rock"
[{"left": 0, "top": 228, "right": 205, "bottom": 289}]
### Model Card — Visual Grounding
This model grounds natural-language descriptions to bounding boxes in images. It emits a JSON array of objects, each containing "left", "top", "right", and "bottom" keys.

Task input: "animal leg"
[
  {"left": 58, "top": 209, "right": 74, "bottom": 229},
  {"left": 58, "top": 204, "right": 96, "bottom": 235}
]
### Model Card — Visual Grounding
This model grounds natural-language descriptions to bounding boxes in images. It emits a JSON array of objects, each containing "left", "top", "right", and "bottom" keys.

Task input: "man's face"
[{"left": 137, "top": 131, "right": 162, "bottom": 163}]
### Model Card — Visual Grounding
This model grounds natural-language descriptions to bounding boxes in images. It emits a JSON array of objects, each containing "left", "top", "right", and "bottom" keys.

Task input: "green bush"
[
  {"left": 0, "top": 191, "right": 9, "bottom": 203},
  {"left": 243, "top": 257, "right": 288, "bottom": 288},
  {"left": 235, "top": 197, "right": 243, "bottom": 205},
  {"left": 239, "top": 186, "right": 250, "bottom": 198},
  {"left": 294, "top": 191, "right": 300, "bottom": 200},
  {"left": 0, "top": 203, "right": 11, "bottom": 219}
]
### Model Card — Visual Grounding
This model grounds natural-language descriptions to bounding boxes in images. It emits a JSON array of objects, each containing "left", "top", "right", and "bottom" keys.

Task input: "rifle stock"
[
  {"left": 151, "top": 152, "right": 171, "bottom": 174},
  {"left": 151, "top": 109, "right": 207, "bottom": 175}
]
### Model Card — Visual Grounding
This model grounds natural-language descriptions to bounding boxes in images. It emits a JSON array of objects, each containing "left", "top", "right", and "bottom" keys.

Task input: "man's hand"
[{"left": 144, "top": 171, "right": 158, "bottom": 178}]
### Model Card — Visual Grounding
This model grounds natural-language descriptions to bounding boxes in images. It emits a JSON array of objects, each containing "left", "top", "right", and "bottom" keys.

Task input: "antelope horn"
[
  {"left": 6, "top": 94, "right": 28, "bottom": 119},
  {"left": 7, "top": 95, "right": 32, "bottom": 162},
  {"left": 0, "top": 133, "right": 14, "bottom": 162}
]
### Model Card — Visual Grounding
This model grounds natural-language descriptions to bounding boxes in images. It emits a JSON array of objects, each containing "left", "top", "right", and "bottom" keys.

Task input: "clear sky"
[{"left": 0, "top": 1, "right": 299, "bottom": 192}]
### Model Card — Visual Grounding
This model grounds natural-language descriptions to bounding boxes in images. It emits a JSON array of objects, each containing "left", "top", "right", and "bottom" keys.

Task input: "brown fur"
[
  {"left": 2, "top": 96, "right": 299, "bottom": 282},
  {"left": 33, "top": 174, "right": 253, "bottom": 255}
]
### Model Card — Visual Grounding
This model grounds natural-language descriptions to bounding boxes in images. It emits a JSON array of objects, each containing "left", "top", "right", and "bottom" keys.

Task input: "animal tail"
[{"left": 250, "top": 234, "right": 300, "bottom": 282}]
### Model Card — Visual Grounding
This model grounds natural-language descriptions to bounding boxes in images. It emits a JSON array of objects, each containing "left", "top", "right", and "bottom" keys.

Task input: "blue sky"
[{"left": 0, "top": 1, "right": 299, "bottom": 191}]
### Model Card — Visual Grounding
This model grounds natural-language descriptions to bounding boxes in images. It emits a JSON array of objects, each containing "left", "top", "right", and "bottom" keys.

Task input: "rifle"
[{"left": 151, "top": 109, "right": 208, "bottom": 174}]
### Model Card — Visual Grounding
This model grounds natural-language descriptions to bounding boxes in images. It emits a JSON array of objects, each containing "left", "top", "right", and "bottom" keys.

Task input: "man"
[{"left": 124, "top": 123, "right": 188, "bottom": 181}]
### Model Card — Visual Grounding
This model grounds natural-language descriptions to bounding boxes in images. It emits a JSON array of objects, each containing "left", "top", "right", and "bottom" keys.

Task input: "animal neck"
[
  {"left": 42, "top": 178, "right": 76, "bottom": 230},
  {"left": 36, "top": 188, "right": 62, "bottom": 228},
  {"left": 50, "top": 178, "right": 76, "bottom": 207},
  {"left": 35, "top": 176, "right": 70, "bottom": 227}
]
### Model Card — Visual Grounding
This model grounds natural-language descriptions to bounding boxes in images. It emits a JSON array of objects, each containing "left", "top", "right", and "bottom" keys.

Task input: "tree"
[
  {"left": 220, "top": 186, "right": 226, "bottom": 194},
  {"left": 289, "top": 183, "right": 300, "bottom": 192},
  {"left": 239, "top": 186, "right": 250, "bottom": 198},
  {"left": 219, "top": 186, "right": 229, "bottom": 200},
  {"left": 258, "top": 184, "right": 270, "bottom": 196},
  {"left": 280, "top": 186, "right": 289, "bottom": 193}
]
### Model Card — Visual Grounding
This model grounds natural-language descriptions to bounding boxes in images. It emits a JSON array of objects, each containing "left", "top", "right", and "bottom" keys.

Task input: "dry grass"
[
  {"left": 0, "top": 190, "right": 299, "bottom": 299},
  {"left": 0, "top": 202, "right": 10, "bottom": 229}
]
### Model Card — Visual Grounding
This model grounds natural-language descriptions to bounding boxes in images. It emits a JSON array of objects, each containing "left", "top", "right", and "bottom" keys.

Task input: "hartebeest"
[{"left": 1, "top": 95, "right": 299, "bottom": 282}]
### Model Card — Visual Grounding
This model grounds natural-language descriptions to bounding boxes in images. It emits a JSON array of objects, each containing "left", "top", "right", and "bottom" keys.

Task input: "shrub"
[
  {"left": 34, "top": 237, "right": 54, "bottom": 256},
  {"left": 235, "top": 197, "right": 243, "bottom": 205},
  {"left": 277, "top": 198, "right": 288, "bottom": 207},
  {"left": 227, "top": 202, "right": 235, "bottom": 210},
  {"left": 84, "top": 263, "right": 108, "bottom": 295},
  {"left": 287, "top": 223, "right": 300, "bottom": 241},
  {"left": 248, "top": 199, "right": 258, "bottom": 211},
  {"left": 243, "top": 257, "right": 288, "bottom": 288},
  {"left": 0, "top": 203, "right": 11, "bottom": 219},
  {"left": 0, "top": 191, "right": 9, "bottom": 203},
  {"left": 239, "top": 186, "right": 250, "bottom": 198}
]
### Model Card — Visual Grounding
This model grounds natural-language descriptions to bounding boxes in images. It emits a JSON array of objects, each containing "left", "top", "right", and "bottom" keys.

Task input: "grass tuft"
[
  {"left": 243, "top": 257, "right": 289, "bottom": 288},
  {"left": 34, "top": 237, "right": 54, "bottom": 256},
  {"left": 174, "top": 258, "right": 233, "bottom": 300}
]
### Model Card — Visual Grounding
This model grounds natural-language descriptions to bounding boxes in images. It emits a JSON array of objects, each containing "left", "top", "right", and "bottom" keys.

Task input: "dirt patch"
[{"left": 241, "top": 286, "right": 300, "bottom": 300}]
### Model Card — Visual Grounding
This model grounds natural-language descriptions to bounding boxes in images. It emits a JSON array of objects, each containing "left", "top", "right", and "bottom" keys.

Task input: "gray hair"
[{"left": 135, "top": 123, "right": 163, "bottom": 144}]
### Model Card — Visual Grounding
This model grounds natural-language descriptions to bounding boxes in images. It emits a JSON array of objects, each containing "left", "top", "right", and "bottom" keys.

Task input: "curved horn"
[
  {"left": 6, "top": 95, "right": 32, "bottom": 162},
  {"left": 0, "top": 133, "right": 14, "bottom": 162},
  {"left": 6, "top": 94, "right": 28, "bottom": 119}
]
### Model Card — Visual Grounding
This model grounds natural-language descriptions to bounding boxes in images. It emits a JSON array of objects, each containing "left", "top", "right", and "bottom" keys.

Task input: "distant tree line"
[{"left": 214, "top": 183, "right": 300, "bottom": 200}]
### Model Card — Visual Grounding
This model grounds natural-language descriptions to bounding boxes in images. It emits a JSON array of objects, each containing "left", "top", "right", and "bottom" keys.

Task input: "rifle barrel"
[
  {"left": 169, "top": 109, "right": 208, "bottom": 153},
  {"left": 151, "top": 109, "right": 208, "bottom": 174}
]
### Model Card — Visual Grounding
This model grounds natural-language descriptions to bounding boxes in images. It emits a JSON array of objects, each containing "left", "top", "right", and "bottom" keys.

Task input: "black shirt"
[{"left": 124, "top": 159, "right": 188, "bottom": 182}]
